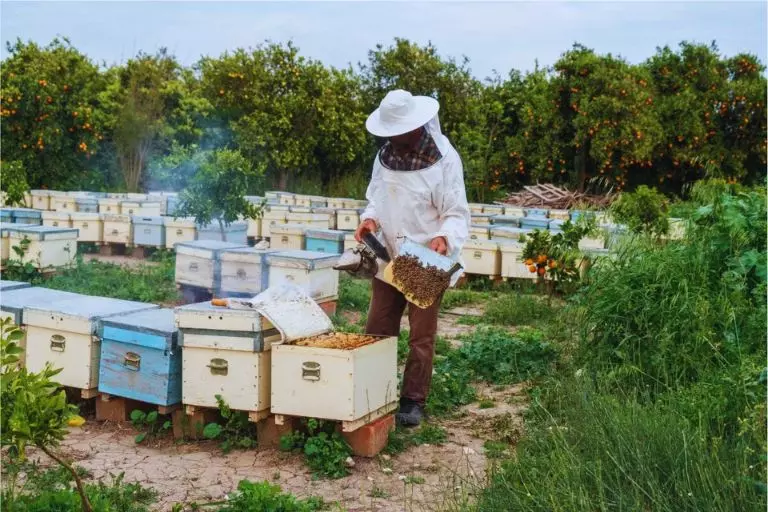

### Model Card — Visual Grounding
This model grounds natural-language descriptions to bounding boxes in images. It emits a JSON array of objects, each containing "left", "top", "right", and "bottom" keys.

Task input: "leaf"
[
  {"left": 134, "top": 432, "right": 147, "bottom": 444},
  {"left": 130, "top": 409, "right": 146, "bottom": 423},
  {"left": 162, "top": 420, "right": 172, "bottom": 431},
  {"left": 146, "top": 411, "right": 158, "bottom": 424},
  {"left": 203, "top": 422, "right": 223, "bottom": 439}
]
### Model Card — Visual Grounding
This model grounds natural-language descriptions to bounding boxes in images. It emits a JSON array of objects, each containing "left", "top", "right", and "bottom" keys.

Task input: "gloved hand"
[
  {"left": 354, "top": 219, "right": 378, "bottom": 242},
  {"left": 429, "top": 236, "right": 448, "bottom": 255}
]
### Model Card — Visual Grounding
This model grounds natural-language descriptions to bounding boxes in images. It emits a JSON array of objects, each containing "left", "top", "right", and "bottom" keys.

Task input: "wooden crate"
[
  {"left": 270, "top": 224, "right": 306, "bottom": 250},
  {"left": 175, "top": 240, "right": 247, "bottom": 291},
  {"left": 69, "top": 212, "right": 103, "bottom": 243},
  {"left": 164, "top": 216, "right": 197, "bottom": 249},
  {"left": 462, "top": 239, "right": 501, "bottom": 276},
  {"left": 9, "top": 226, "right": 77, "bottom": 269},
  {"left": 24, "top": 296, "right": 157, "bottom": 394},
  {"left": 102, "top": 214, "right": 133, "bottom": 245},
  {"left": 41, "top": 211, "right": 72, "bottom": 229},
  {"left": 99, "top": 308, "right": 181, "bottom": 407}
]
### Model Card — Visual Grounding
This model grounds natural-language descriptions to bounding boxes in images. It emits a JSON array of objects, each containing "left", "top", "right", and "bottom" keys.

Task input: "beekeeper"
[{"left": 355, "top": 89, "right": 470, "bottom": 426}]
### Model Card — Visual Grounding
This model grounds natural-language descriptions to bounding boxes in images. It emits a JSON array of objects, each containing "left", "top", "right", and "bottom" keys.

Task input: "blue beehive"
[
  {"left": 0, "top": 280, "right": 31, "bottom": 292},
  {"left": 11, "top": 208, "right": 42, "bottom": 226},
  {"left": 99, "top": 308, "right": 181, "bottom": 407},
  {"left": 490, "top": 215, "right": 521, "bottom": 227},
  {"left": 197, "top": 221, "right": 248, "bottom": 244},
  {"left": 570, "top": 210, "right": 596, "bottom": 223},
  {"left": 305, "top": 228, "right": 346, "bottom": 254},
  {"left": 548, "top": 219, "right": 566, "bottom": 234},
  {"left": 75, "top": 198, "right": 99, "bottom": 213},
  {"left": 524, "top": 208, "right": 548, "bottom": 218},
  {"left": 1, "top": 209, "right": 12, "bottom": 224},
  {"left": 132, "top": 216, "right": 166, "bottom": 247},
  {"left": 520, "top": 215, "right": 550, "bottom": 230}
]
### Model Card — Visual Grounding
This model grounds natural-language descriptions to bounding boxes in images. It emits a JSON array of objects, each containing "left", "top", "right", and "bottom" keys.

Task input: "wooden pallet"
[
  {"left": 95, "top": 392, "right": 181, "bottom": 422},
  {"left": 185, "top": 404, "right": 269, "bottom": 424},
  {"left": 273, "top": 400, "right": 398, "bottom": 433}
]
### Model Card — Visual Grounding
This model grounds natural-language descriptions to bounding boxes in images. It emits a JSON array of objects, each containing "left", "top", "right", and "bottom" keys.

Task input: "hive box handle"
[
  {"left": 189, "top": 262, "right": 199, "bottom": 271},
  {"left": 473, "top": 251, "right": 482, "bottom": 259},
  {"left": 50, "top": 335, "right": 66, "bottom": 352},
  {"left": 302, "top": 361, "right": 321, "bottom": 381},
  {"left": 123, "top": 352, "right": 141, "bottom": 371},
  {"left": 208, "top": 358, "right": 228, "bottom": 376}
]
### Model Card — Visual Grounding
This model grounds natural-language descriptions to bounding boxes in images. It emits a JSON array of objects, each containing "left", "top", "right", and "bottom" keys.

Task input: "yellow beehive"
[
  {"left": 69, "top": 212, "right": 103, "bottom": 243},
  {"left": 98, "top": 198, "right": 122, "bottom": 214},
  {"left": 270, "top": 224, "right": 306, "bottom": 250},
  {"left": 102, "top": 214, "right": 132, "bottom": 245},
  {"left": 164, "top": 216, "right": 197, "bottom": 249},
  {"left": 462, "top": 239, "right": 501, "bottom": 276},
  {"left": 9, "top": 226, "right": 78, "bottom": 270},
  {"left": 261, "top": 210, "right": 288, "bottom": 239},
  {"left": 41, "top": 211, "right": 72, "bottom": 228},
  {"left": 51, "top": 195, "right": 77, "bottom": 213},
  {"left": 31, "top": 190, "right": 51, "bottom": 211}
]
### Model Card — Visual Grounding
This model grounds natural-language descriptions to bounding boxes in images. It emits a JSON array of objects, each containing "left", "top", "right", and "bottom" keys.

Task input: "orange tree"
[{"left": 0, "top": 38, "right": 108, "bottom": 190}]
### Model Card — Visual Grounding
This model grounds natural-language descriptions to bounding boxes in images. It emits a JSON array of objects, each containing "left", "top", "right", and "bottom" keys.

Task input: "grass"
[
  {"left": 338, "top": 275, "right": 371, "bottom": 312},
  {"left": 384, "top": 423, "right": 448, "bottom": 455},
  {"left": 481, "top": 293, "right": 559, "bottom": 327},
  {"left": 478, "top": 399, "right": 496, "bottom": 409}
]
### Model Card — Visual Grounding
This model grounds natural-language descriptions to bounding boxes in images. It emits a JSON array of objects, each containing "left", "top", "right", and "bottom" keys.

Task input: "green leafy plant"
[
  {"left": 427, "top": 351, "right": 477, "bottom": 416},
  {"left": 338, "top": 275, "right": 372, "bottom": 313},
  {"left": 217, "top": 480, "right": 326, "bottom": 511},
  {"left": 384, "top": 423, "right": 448, "bottom": 455},
  {"left": 279, "top": 418, "right": 352, "bottom": 479},
  {"left": 203, "top": 395, "right": 256, "bottom": 453},
  {"left": 130, "top": 409, "right": 171, "bottom": 444},
  {"left": 610, "top": 185, "right": 670, "bottom": 236},
  {"left": 0, "top": 160, "right": 30, "bottom": 206}
]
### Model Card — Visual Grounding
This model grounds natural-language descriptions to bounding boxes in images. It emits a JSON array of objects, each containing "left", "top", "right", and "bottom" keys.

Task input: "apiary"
[
  {"left": 470, "top": 214, "right": 493, "bottom": 226},
  {"left": 483, "top": 204, "right": 505, "bottom": 216},
  {"left": 41, "top": 210, "right": 71, "bottom": 228},
  {"left": 12, "top": 208, "right": 43, "bottom": 226},
  {"left": 305, "top": 229, "right": 345, "bottom": 254},
  {"left": 175, "top": 240, "right": 247, "bottom": 291},
  {"left": 75, "top": 198, "right": 99, "bottom": 213},
  {"left": 176, "top": 301, "right": 280, "bottom": 415},
  {"left": 490, "top": 226, "right": 530, "bottom": 241},
  {"left": 287, "top": 212, "right": 332, "bottom": 230},
  {"left": 499, "top": 241, "right": 534, "bottom": 280},
  {"left": 121, "top": 201, "right": 162, "bottom": 217},
  {"left": 0, "top": 280, "right": 30, "bottom": 292},
  {"left": 548, "top": 209, "right": 570, "bottom": 221},
  {"left": 278, "top": 192, "right": 296, "bottom": 206},
  {"left": 337, "top": 209, "right": 363, "bottom": 231},
  {"left": 69, "top": 212, "right": 103, "bottom": 243},
  {"left": 31, "top": 190, "right": 51, "bottom": 211},
  {"left": 164, "top": 216, "right": 197, "bottom": 249},
  {"left": 266, "top": 250, "right": 340, "bottom": 301},
  {"left": 524, "top": 208, "right": 548, "bottom": 218},
  {"left": 197, "top": 221, "right": 248, "bottom": 244},
  {"left": 218, "top": 247, "right": 277, "bottom": 297},
  {"left": 99, "top": 308, "right": 181, "bottom": 407},
  {"left": 102, "top": 214, "right": 132, "bottom": 245},
  {"left": 261, "top": 210, "right": 288, "bottom": 239},
  {"left": 327, "top": 198, "right": 350, "bottom": 209},
  {"left": 132, "top": 216, "right": 165, "bottom": 247},
  {"left": 24, "top": 296, "right": 157, "bottom": 392},
  {"left": 520, "top": 215, "right": 550, "bottom": 230},
  {"left": 344, "top": 232, "right": 357, "bottom": 251},
  {"left": 98, "top": 197, "right": 122, "bottom": 214},
  {"left": 468, "top": 203, "right": 485, "bottom": 215},
  {"left": 504, "top": 206, "right": 525, "bottom": 217},
  {"left": 270, "top": 224, "right": 306, "bottom": 250},
  {"left": 490, "top": 215, "right": 521, "bottom": 227},
  {"left": 311, "top": 208, "right": 337, "bottom": 229},
  {"left": 257, "top": 287, "right": 398, "bottom": 426},
  {"left": 51, "top": 195, "right": 77, "bottom": 213},
  {"left": 469, "top": 225, "right": 491, "bottom": 241},
  {"left": 9, "top": 226, "right": 77, "bottom": 269},
  {"left": 462, "top": 239, "right": 501, "bottom": 277}
]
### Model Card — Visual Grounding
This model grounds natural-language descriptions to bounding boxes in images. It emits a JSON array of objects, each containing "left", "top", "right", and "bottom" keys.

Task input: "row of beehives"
[
  {"left": 0, "top": 224, "right": 79, "bottom": 270},
  {"left": 0, "top": 279, "right": 397, "bottom": 427}
]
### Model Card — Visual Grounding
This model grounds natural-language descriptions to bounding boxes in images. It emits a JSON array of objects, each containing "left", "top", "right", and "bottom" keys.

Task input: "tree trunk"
[
  {"left": 278, "top": 169, "right": 288, "bottom": 191},
  {"left": 217, "top": 218, "right": 225, "bottom": 242},
  {"left": 38, "top": 443, "right": 92, "bottom": 512}
]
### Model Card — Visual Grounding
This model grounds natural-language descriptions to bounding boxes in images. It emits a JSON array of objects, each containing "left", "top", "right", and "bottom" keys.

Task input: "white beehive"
[
  {"left": 336, "top": 209, "right": 362, "bottom": 231},
  {"left": 468, "top": 203, "right": 485, "bottom": 215},
  {"left": 257, "top": 290, "right": 397, "bottom": 426},
  {"left": 197, "top": 221, "right": 248, "bottom": 244},
  {"left": 270, "top": 224, "right": 306, "bottom": 250},
  {"left": 278, "top": 192, "right": 296, "bottom": 206},
  {"left": 24, "top": 296, "right": 157, "bottom": 391},
  {"left": 176, "top": 301, "right": 279, "bottom": 414},
  {"left": 51, "top": 195, "right": 77, "bottom": 213},
  {"left": 287, "top": 212, "right": 331, "bottom": 230},
  {"left": 175, "top": 240, "right": 247, "bottom": 291},
  {"left": 469, "top": 225, "right": 491, "bottom": 241},
  {"left": 31, "top": 190, "right": 51, "bottom": 211},
  {"left": 471, "top": 214, "right": 493, "bottom": 226},
  {"left": 261, "top": 210, "right": 288, "bottom": 239},
  {"left": 41, "top": 211, "right": 72, "bottom": 229},
  {"left": 504, "top": 206, "right": 525, "bottom": 217},
  {"left": 289, "top": 206, "right": 312, "bottom": 214},
  {"left": 266, "top": 250, "right": 340, "bottom": 301},
  {"left": 246, "top": 216, "right": 262, "bottom": 239},
  {"left": 490, "top": 226, "right": 530, "bottom": 241},
  {"left": 218, "top": 247, "right": 277, "bottom": 297},
  {"left": 98, "top": 197, "right": 122, "bottom": 214},
  {"left": 121, "top": 201, "right": 162, "bottom": 217},
  {"left": 344, "top": 232, "right": 357, "bottom": 252},
  {"left": 9, "top": 226, "right": 77, "bottom": 269},
  {"left": 499, "top": 242, "right": 535, "bottom": 280},
  {"left": 124, "top": 193, "right": 149, "bottom": 201},
  {"left": 264, "top": 191, "right": 280, "bottom": 202},
  {"left": 102, "top": 214, "right": 132, "bottom": 245},
  {"left": 462, "top": 239, "right": 501, "bottom": 277},
  {"left": 1, "top": 224, "right": 21, "bottom": 264},
  {"left": 483, "top": 204, "right": 505, "bottom": 216},
  {"left": 327, "top": 198, "right": 349, "bottom": 210},
  {"left": 164, "top": 216, "right": 197, "bottom": 249},
  {"left": 69, "top": 212, "right": 103, "bottom": 243},
  {"left": 311, "top": 207, "right": 337, "bottom": 229}
]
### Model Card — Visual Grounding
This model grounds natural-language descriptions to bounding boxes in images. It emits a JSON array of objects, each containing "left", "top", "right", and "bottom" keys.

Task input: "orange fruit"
[
  {"left": 537, "top": 267, "right": 546, "bottom": 276},
  {"left": 537, "top": 255, "right": 547, "bottom": 264},
  {"left": 528, "top": 265, "right": 537, "bottom": 274},
  {"left": 549, "top": 260, "right": 557, "bottom": 269},
  {"left": 525, "top": 258, "right": 534, "bottom": 266}
]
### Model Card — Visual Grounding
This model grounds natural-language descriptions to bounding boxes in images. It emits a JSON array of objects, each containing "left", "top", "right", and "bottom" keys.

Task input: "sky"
[{"left": 1, "top": 1, "right": 766, "bottom": 80}]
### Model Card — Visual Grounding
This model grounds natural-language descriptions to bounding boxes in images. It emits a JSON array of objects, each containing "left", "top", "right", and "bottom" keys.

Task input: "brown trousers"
[{"left": 364, "top": 278, "right": 442, "bottom": 406}]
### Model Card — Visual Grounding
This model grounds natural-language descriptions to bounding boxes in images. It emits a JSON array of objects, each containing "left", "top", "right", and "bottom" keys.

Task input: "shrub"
[
  {"left": 609, "top": 185, "right": 670, "bottom": 236},
  {"left": 338, "top": 275, "right": 371, "bottom": 312}
]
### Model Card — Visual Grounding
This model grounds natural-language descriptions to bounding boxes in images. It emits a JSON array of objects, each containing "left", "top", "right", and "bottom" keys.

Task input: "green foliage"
[
  {"left": 203, "top": 395, "right": 256, "bottom": 453},
  {"left": 610, "top": 185, "right": 670, "bottom": 236},
  {"left": 482, "top": 294, "right": 558, "bottom": 327},
  {"left": 338, "top": 275, "right": 371, "bottom": 313},
  {"left": 483, "top": 440, "right": 510, "bottom": 459},
  {"left": 0, "top": 160, "right": 29, "bottom": 206},
  {"left": 279, "top": 418, "right": 352, "bottom": 479},
  {"left": 174, "top": 148, "right": 264, "bottom": 233},
  {"left": 441, "top": 288, "right": 486, "bottom": 310},
  {"left": 426, "top": 351, "right": 477, "bottom": 416},
  {"left": 130, "top": 409, "right": 171, "bottom": 444},
  {"left": 40, "top": 255, "right": 178, "bottom": 304},
  {"left": 218, "top": 480, "right": 326, "bottom": 512},
  {"left": 384, "top": 423, "right": 448, "bottom": 455}
]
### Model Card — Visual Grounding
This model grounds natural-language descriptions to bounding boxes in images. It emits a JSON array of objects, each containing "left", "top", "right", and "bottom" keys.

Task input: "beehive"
[
  {"left": 524, "top": 208, "right": 548, "bottom": 218},
  {"left": 342, "top": 199, "right": 367, "bottom": 209},
  {"left": 106, "top": 192, "right": 128, "bottom": 199},
  {"left": 9, "top": 226, "right": 78, "bottom": 269},
  {"left": 176, "top": 301, "right": 279, "bottom": 414},
  {"left": 491, "top": 215, "right": 521, "bottom": 226},
  {"left": 99, "top": 308, "right": 181, "bottom": 407},
  {"left": 548, "top": 209, "right": 570, "bottom": 221},
  {"left": 0, "top": 280, "right": 30, "bottom": 292},
  {"left": 293, "top": 195, "right": 311, "bottom": 208},
  {"left": 289, "top": 206, "right": 312, "bottom": 214},
  {"left": 261, "top": 294, "right": 398, "bottom": 426},
  {"left": 270, "top": 224, "right": 306, "bottom": 250},
  {"left": 41, "top": 211, "right": 71, "bottom": 228},
  {"left": 146, "top": 195, "right": 167, "bottom": 215},
  {"left": 75, "top": 198, "right": 99, "bottom": 213},
  {"left": 309, "top": 196, "right": 327, "bottom": 208},
  {"left": 0, "top": 224, "right": 21, "bottom": 264},
  {"left": 197, "top": 221, "right": 248, "bottom": 244},
  {"left": 470, "top": 214, "right": 493, "bottom": 226},
  {"left": 12, "top": 208, "right": 43, "bottom": 226},
  {"left": 24, "top": 296, "right": 157, "bottom": 392},
  {"left": 344, "top": 232, "right": 357, "bottom": 252},
  {"left": 287, "top": 212, "right": 331, "bottom": 230},
  {"left": 121, "top": 201, "right": 162, "bottom": 217},
  {"left": 267, "top": 250, "right": 340, "bottom": 301},
  {"left": 132, "top": 216, "right": 166, "bottom": 247},
  {"left": 0, "top": 209, "right": 11, "bottom": 224},
  {"left": 164, "top": 216, "right": 197, "bottom": 249},
  {"left": 504, "top": 206, "right": 525, "bottom": 217},
  {"left": 102, "top": 214, "right": 132, "bottom": 245},
  {"left": 22, "top": 191, "right": 32, "bottom": 208},
  {"left": 548, "top": 219, "right": 565, "bottom": 234},
  {"left": 490, "top": 226, "right": 530, "bottom": 241},
  {"left": 264, "top": 191, "right": 280, "bottom": 203},
  {"left": 31, "top": 190, "right": 51, "bottom": 211},
  {"left": 125, "top": 193, "right": 149, "bottom": 201},
  {"left": 499, "top": 241, "right": 535, "bottom": 280},
  {"left": 468, "top": 225, "right": 491, "bottom": 241},
  {"left": 327, "top": 198, "right": 350, "bottom": 210},
  {"left": 462, "top": 239, "right": 501, "bottom": 277},
  {"left": 336, "top": 209, "right": 363, "bottom": 231},
  {"left": 278, "top": 192, "right": 296, "bottom": 206},
  {"left": 218, "top": 247, "right": 276, "bottom": 297},
  {"left": 468, "top": 203, "right": 485, "bottom": 215},
  {"left": 51, "top": 195, "right": 77, "bottom": 213},
  {"left": 520, "top": 216, "right": 550, "bottom": 230},
  {"left": 305, "top": 229, "right": 345, "bottom": 254},
  {"left": 483, "top": 205, "right": 505, "bottom": 216},
  {"left": 175, "top": 240, "right": 247, "bottom": 291},
  {"left": 69, "top": 212, "right": 103, "bottom": 243},
  {"left": 311, "top": 208, "right": 337, "bottom": 229},
  {"left": 98, "top": 198, "right": 122, "bottom": 214},
  {"left": 261, "top": 210, "right": 288, "bottom": 239}
]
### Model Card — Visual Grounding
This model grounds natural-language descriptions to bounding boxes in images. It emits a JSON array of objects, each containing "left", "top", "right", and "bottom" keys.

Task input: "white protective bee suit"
[{"left": 360, "top": 115, "right": 471, "bottom": 285}]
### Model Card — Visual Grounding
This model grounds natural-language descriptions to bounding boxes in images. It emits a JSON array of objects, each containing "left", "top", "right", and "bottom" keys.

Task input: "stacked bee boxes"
[
  {"left": 132, "top": 216, "right": 166, "bottom": 248},
  {"left": 266, "top": 250, "right": 340, "bottom": 301},
  {"left": 175, "top": 240, "right": 248, "bottom": 293},
  {"left": 69, "top": 212, "right": 103, "bottom": 243},
  {"left": 217, "top": 247, "right": 276, "bottom": 298},
  {"left": 462, "top": 239, "right": 501, "bottom": 277},
  {"left": 102, "top": 214, "right": 132, "bottom": 245},
  {"left": 31, "top": 190, "right": 51, "bottom": 211},
  {"left": 41, "top": 211, "right": 71, "bottom": 228},
  {"left": 9, "top": 226, "right": 78, "bottom": 270},
  {"left": 270, "top": 224, "right": 306, "bottom": 250}
]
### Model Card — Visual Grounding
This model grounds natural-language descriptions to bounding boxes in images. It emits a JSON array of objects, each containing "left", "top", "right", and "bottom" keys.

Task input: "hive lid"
[
  {"left": 1, "top": 288, "right": 85, "bottom": 325},
  {"left": 100, "top": 308, "right": 177, "bottom": 340},
  {"left": 0, "top": 280, "right": 31, "bottom": 292},
  {"left": 229, "top": 284, "right": 332, "bottom": 344},
  {"left": 24, "top": 296, "right": 158, "bottom": 334},
  {"left": 219, "top": 246, "right": 278, "bottom": 262},
  {"left": 11, "top": 208, "right": 42, "bottom": 218},
  {"left": 271, "top": 223, "right": 308, "bottom": 235},
  {"left": 266, "top": 250, "right": 340, "bottom": 270},
  {"left": 9, "top": 225, "right": 78, "bottom": 240},
  {"left": 132, "top": 215, "right": 165, "bottom": 226},
  {"left": 175, "top": 239, "right": 246, "bottom": 253}
]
